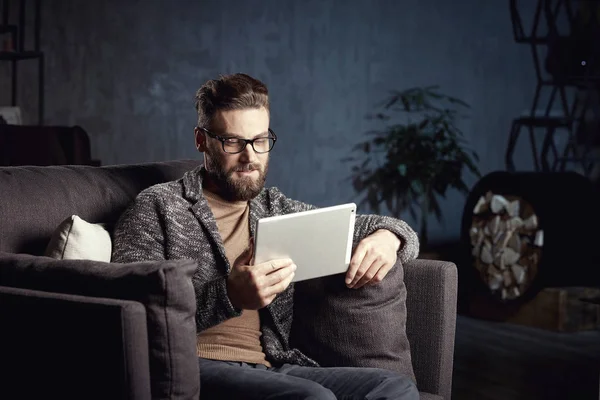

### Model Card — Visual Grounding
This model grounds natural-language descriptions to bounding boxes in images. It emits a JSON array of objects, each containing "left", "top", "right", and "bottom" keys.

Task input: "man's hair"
[{"left": 194, "top": 73, "right": 269, "bottom": 129}]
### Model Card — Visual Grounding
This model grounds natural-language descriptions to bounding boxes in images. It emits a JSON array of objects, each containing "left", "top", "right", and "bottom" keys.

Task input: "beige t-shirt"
[{"left": 196, "top": 188, "right": 271, "bottom": 367}]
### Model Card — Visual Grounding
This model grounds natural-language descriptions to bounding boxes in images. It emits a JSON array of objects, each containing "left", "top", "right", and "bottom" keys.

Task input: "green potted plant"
[{"left": 344, "top": 86, "right": 481, "bottom": 249}]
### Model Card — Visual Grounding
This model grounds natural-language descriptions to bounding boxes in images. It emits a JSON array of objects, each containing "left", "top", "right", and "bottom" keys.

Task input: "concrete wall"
[{"left": 1, "top": 0, "right": 540, "bottom": 243}]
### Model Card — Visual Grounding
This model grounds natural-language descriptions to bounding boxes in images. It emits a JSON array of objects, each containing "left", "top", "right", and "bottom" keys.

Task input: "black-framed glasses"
[{"left": 200, "top": 127, "right": 277, "bottom": 154}]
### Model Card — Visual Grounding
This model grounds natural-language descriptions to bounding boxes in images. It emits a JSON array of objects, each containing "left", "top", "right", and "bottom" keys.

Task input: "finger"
[
  {"left": 346, "top": 244, "right": 368, "bottom": 285},
  {"left": 262, "top": 269, "right": 295, "bottom": 298},
  {"left": 349, "top": 252, "right": 378, "bottom": 288},
  {"left": 255, "top": 258, "right": 294, "bottom": 275},
  {"left": 262, "top": 263, "right": 297, "bottom": 287},
  {"left": 366, "top": 262, "right": 393, "bottom": 286},
  {"left": 355, "top": 261, "right": 391, "bottom": 289}
]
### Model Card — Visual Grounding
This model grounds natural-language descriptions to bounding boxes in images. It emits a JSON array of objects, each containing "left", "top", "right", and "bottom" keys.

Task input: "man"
[{"left": 112, "top": 73, "right": 420, "bottom": 400}]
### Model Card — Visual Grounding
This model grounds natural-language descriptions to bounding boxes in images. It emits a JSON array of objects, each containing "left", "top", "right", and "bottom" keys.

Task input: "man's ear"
[{"left": 194, "top": 127, "right": 207, "bottom": 152}]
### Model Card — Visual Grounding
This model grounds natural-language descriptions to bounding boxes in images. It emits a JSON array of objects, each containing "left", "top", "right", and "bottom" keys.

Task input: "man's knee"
[
  {"left": 286, "top": 381, "right": 337, "bottom": 400},
  {"left": 290, "top": 384, "right": 336, "bottom": 400},
  {"left": 369, "top": 368, "right": 419, "bottom": 400}
]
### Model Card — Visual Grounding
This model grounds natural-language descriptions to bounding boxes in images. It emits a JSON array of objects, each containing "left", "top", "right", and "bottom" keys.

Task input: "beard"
[{"left": 203, "top": 148, "right": 268, "bottom": 202}]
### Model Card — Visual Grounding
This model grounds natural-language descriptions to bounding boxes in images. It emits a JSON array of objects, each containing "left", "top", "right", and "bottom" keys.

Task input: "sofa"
[{"left": 0, "top": 160, "right": 458, "bottom": 400}]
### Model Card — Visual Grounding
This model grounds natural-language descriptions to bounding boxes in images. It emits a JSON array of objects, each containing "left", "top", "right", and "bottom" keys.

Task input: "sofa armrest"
[
  {"left": 404, "top": 259, "right": 458, "bottom": 400},
  {"left": 0, "top": 285, "right": 151, "bottom": 400},
  {"left": 0, "top": 252, "right": 199, "bottom": 400}
]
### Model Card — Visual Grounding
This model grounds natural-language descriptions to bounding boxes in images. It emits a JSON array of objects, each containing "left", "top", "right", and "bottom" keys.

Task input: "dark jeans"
[{"left": 198, "top": 358, "right": 419, "bottom": 400}]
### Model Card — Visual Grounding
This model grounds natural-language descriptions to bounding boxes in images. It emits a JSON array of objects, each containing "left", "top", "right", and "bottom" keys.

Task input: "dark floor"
[{"left": 452, "top": 315, "right": 600, "bottom": 400}]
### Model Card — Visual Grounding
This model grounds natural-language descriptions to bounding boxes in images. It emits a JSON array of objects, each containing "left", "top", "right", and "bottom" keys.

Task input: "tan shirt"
[{"left": 196, "top": 189, "right": 271, "bottom": 367}]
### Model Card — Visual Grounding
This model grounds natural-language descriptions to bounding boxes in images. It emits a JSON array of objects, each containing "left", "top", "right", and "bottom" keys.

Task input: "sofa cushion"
[
  {"left": 291, "top": 260, "right": 416, "bottom": 382},
  {"left": 44, "top": 215, "right": 112, "bottom": 262},
  {"left": 0, "top": 252, "right": 199, "bottom": 400}
]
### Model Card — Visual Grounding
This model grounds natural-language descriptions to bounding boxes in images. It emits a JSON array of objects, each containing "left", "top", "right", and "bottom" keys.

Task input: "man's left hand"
[{"left": 346, "top": 229, "right": 401, "bottom": 289}]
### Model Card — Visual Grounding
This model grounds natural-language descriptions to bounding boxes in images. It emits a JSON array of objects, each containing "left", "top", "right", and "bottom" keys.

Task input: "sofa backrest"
[{"left": 0, "top": 159, "right": 201, "bottom": 255}]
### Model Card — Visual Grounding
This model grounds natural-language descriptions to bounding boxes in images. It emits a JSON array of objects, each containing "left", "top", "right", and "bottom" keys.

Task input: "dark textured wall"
[{"left": 1, "top": 0, "right": 539, "bottom": 243}]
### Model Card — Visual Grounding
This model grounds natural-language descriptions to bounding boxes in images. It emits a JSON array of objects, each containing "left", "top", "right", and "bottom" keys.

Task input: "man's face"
[{"left": 195, "top": 107, "right": 270, "bottom": 202}]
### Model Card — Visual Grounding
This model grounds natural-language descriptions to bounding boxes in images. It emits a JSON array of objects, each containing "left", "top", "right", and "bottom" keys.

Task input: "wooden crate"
[{"left": 467, "top": 287, "right": 600, "bottom": 332}]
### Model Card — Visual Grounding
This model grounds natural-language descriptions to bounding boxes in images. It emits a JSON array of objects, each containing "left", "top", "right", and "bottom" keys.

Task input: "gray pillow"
[
  {"left": 291, "top": 260, "right": 416, "bottom": 382},
  {"left": 0, "top": 252, "right": 199, "bottom": 400}
]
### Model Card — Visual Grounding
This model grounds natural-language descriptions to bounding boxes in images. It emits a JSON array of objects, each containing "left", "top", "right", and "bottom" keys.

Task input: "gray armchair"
[
  {"left": 0, "top": 160, "right": 457, "bottom": 399},
  {"left": 405, "top": 259, "right": 458, "bottom": 400}
]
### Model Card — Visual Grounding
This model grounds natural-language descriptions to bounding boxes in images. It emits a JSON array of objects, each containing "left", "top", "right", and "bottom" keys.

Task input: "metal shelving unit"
[
  {"left": 1, "top": 0, "right": 44, "bottom": 124},
  {"left": 506, "top": 0, "right": 600, "bottom": 178}
]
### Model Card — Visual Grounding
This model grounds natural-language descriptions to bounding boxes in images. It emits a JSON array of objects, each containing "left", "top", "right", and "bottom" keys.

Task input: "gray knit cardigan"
[{"left": 112, "top": 165, "right": 419, "bottom": 367}]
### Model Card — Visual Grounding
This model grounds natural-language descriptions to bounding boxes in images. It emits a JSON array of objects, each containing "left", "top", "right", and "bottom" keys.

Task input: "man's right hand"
[{"left": 226, "top": 243, "right": 296, "bottom": 310}]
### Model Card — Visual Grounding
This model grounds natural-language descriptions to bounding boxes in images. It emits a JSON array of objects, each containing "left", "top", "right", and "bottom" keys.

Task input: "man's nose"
[{"left": 238, "top": 142, "right": 257, "bottom": 162}]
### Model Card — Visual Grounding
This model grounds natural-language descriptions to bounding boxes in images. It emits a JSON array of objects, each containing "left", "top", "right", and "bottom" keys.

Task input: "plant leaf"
[
  {"left": 344, "top": 85, "right": 479, "bottom": 224},
  {"left": 397, "top": 164, "right": 407, "bottom": 176}
]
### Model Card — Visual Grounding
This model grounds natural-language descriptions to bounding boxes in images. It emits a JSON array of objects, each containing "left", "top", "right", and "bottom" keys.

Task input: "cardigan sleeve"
[{"left": 112, "top": 190, "right": 168, "bottom": 263}]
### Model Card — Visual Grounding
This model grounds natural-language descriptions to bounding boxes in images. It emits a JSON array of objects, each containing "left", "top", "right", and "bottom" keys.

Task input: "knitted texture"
[{"left": 112, "top": 165, "right": 419, "bottom": 366}]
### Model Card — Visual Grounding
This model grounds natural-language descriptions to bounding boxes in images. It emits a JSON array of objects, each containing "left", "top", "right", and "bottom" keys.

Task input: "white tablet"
[{"left": 253, "top": 203, "right": 357, "bottom": 282}]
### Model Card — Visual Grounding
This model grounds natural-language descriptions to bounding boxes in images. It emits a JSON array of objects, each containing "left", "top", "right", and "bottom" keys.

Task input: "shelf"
[
  {"left": 514, "top": 116, "right": 572, "bottom": 128},
  {"left": 514, "top": 36, "right": 552, "bottom": 45},
  {"left": 0, "top": 24, "right": 17, "bottom": 34},
  {"left": 513, "top": 35, "right": 582, "bottom": 46},
  {"left": 1, "top": 0, "right": 44, "bottom": 124},
  {"left": 0, "top": 51, "right": 43, "bottom": 61}
]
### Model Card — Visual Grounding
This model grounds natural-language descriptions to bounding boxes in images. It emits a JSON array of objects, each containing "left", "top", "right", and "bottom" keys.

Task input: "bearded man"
[{"left": 112, "top": 73, "right": 420, "bottom": 400}]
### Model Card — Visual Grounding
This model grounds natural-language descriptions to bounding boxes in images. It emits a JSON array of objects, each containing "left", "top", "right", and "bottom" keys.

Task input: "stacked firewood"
[{"left": 469, "top": 191, "right": 544, "bottom": 300}]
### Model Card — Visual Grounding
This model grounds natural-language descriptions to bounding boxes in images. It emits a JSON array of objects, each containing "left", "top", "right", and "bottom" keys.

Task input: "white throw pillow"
[{"left": 44, "top": 215, "right": 112, "bottom": 262}]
